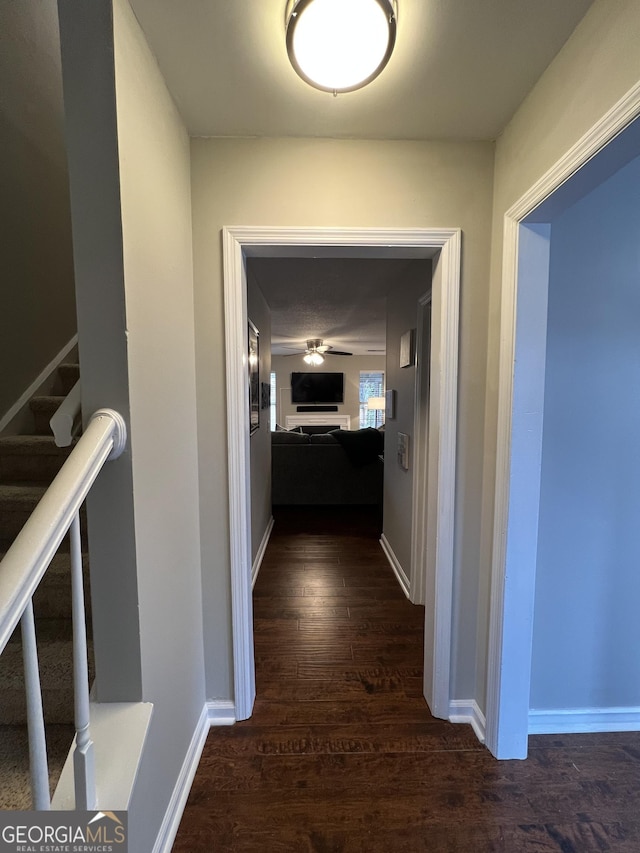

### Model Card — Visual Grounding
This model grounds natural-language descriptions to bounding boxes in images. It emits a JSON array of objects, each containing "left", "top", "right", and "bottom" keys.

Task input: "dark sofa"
[{"left": 271, "top": 429, "right": 384, "bottom": 506}]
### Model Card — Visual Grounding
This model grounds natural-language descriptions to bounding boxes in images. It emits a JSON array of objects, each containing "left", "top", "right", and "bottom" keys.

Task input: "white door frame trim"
[
  {"left": 485, "top": 80, "right": 640, "bottom": 758},
  {"left": 410, "top": 290, "right": 432, "bottom": 606},
  {"left": 223, "top": 226, "right": 461, "bottom": 721}
]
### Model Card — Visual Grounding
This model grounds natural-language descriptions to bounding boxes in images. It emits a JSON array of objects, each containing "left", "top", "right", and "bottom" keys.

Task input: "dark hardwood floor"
[{"left": 173, "top": 507, "right": 640, "bottom": 852}]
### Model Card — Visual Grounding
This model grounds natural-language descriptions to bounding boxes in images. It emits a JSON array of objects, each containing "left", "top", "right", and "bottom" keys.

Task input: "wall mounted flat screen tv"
[{"left": 291, "top": 372, "right": 344, "bottom": 404}]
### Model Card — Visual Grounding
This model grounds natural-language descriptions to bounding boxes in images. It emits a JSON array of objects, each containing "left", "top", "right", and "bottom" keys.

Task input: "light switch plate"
[{"left": 397, "top": 432, "right": 409, "bottom": 470}]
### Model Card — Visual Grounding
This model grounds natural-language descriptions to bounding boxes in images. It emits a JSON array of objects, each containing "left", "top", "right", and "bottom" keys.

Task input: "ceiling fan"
[{"left": 285, "top": 339, "right": 353, "bottom": 365}]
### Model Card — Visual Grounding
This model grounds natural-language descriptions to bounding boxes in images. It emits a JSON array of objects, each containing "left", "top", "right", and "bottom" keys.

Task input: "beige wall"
[
  {"left": 59, "top": 1, "right": 205, "bottom": 848},
  {"left": 247, "top": 272, "right": 273, "bottom": 562},
  {"left": 0, "top": 0, "right": 77, "bottom": 420},
  {"left": 191, "top": 136, "right": 495, "bottom": 701},
  {"left": 478, "top": 0, "right": 640, "bottom": 712},
  {"left": 382, "top": 261, "right": 432, "bottom": 582},
  {"left": 114, "top": 1, "right": 205, "bottom": 847}
]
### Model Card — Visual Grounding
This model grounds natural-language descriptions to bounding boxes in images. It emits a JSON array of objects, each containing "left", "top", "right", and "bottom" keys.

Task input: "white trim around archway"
[
  {"left": 223, "top": 226, "right": 461, "bottom": 722},
  {"left": 485, "top": 80, "right": 640, "bottom": 759},
  {"left": 410, "top": 289, "right": 432, "bottom": 608}
]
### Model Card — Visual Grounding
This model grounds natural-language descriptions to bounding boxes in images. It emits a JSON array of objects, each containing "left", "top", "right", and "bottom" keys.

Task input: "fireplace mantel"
[{"left": 285, "top": 414, "right": 351, "bottom": 431}]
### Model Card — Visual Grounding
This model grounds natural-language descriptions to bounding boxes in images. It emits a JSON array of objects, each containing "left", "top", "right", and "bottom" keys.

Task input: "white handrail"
[
  {"left": 0, "top": 407, "right": 126, "bottom": 810},
  {"left": 50, "top": 379, "right": 82, "bottom": 448},
  {"left": 0, "top": 408, "right": 127, "bottom": 654}
]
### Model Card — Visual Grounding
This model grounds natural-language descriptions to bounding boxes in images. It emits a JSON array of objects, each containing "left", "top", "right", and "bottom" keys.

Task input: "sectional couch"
[{"left": 271, "top": 428, "right": 384, "bottom": 506}]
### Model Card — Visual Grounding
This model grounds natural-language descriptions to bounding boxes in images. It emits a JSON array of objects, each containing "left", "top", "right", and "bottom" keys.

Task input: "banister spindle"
[
  {"left": 21, "top": 601, "right": 50, "bottom": 810},
  {"left": 70, "top": 511, "right": 96, "bottom": 810}
]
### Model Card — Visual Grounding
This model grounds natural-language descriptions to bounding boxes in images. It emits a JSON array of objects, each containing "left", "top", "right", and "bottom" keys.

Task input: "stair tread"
[
  {"left": 5, "top": 617, "right": 74, "bottom": 645},
  {"left": 0, "top": 633, "right": 94, "bottom": 725},
  {"left": 0, "top": 487, "right": 88, "bottom": 552},
  {"left": 0, "top": 551, "right": 89, "bottom": 576},
  {"left": 29, "top": 396, "right": 68, "bottom": 437},
  {"left": 0, "top": 551, "right": 91, "bottom": 621},
  {"left": 0, "top": 724, "right": 75, "bottom": 810},
  {"left": 0, "top": 360, "right": 90, "bottom": 742},
  {"left": 0, "top": 435, "right": 75, "bottom": 454},
  {"left": 29, "top": 395, "right": 66, "bottom": 407},
  {"left": 53, "top": 364, "right": 80, "bottom": 396},
  {"left": 0, "top": 636, "right": 87, "bottom": 687},
  {"left": 0, "top": 439, "right": 76, "bottom": 485},
  {"left": 0, "top": 483, "right": 47, "bottom": 503}
]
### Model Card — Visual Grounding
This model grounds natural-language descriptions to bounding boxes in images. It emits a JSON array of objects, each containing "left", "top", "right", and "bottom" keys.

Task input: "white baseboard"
[
  {"left": 252, "top": 516, "right": 274, "bottom": 589},
  {"left": 207, "top": 699, "right": 237, "bottom": 726},
  {"left": 152, "top": 703, "right": 211, "bottom": 853},
  {"left": 449, "top": 699, "right": 486, "bottom": 744},
  {"left": 0, "top": 335, "right": 78, "bottom": 435},
  {"left": 152, "top": 699, "right": 237, "bottom": 853},
  {"left": 380, "top": 534, "right": 410, "bottom": 599},
  {"left": 528, "top": 706, "right": 640, "bottom": 735}
]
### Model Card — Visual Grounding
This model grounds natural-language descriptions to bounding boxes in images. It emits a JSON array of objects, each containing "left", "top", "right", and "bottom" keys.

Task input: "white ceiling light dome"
[{"left": 285, "top": 0, "right": 397, "bottom": 94}]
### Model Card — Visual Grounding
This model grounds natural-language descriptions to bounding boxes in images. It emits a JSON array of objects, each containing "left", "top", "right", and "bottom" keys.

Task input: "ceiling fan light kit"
[
  {"left": 285, "top": 0, "right": 397, "bottom": 94},
  {"left": 287, "top": 338, "right": 354, "bottom": 362}
]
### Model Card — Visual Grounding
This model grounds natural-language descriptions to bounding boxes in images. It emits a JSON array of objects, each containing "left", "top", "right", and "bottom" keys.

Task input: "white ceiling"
[
  {"left": 128, "top": 0, "right": 594, "bottom": 140},
  {"left": 249, "top": 257, "right": 429, "bottom": 355},
  {"left": 127, "top": 0, "right": 594, "bottom": 351}
]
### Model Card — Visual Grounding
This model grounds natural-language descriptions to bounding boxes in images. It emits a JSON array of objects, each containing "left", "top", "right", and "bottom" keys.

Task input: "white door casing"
[
  {"left": 485, "top": 81, "right": 640, "bottom": 759},
  {"left": 223, "top": 226, "right": 461, "bottom": 721},
  {"left": 410, "top": 290, "right": 432, "bottom": 607}
]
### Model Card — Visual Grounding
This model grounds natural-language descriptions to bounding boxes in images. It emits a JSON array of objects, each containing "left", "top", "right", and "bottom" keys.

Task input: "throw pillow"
[{"left": 329, "top": 427, "right": 384, "bottom": 466}]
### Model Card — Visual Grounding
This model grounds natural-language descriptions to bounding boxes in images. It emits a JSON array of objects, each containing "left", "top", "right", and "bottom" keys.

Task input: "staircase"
[{"left": 0, "top": 362, "right": 92, "bottom": 809}]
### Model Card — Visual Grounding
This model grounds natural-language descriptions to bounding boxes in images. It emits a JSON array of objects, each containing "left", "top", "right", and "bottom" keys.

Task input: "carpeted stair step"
[
  {"left": 0, "top": 724, "right": 75, "bottom": 810},
  {"left": 29, "top": 396, "right": 66, "bottom": 436},
  {"left": 0, "top": 552, "right": 91, "bottom": 621},
  {"left": 33, "top": 553, "right": 92, "bottom": 621},
  {"left": 0, "top": 484, "right": 47, "bottom": 546},
  {"left": 4, "top": 617, "right": 73, "bottom": 645},
  {"left": 0, "top": 436, "right": 75, "bottom": 483},
  {"left": 0, "top": 484, "right": 87, "bottom": 551},
  {"left": 0, "top": 359, "right": 90, "bottom": 804},
  {"left": 52, "top": 364, "right": 80, "bottom": 396},
  {"left": 0, "top": 619, "right": 94, "bottom": 725}
]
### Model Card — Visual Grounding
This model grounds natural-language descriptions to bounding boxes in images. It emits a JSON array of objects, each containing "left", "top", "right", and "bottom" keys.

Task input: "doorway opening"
[{"left": 223, "top": 227, "right": 461, "bottom": 722}]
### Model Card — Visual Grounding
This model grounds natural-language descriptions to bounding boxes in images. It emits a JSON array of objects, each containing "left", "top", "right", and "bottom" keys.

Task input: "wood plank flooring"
[{"left": 173, "top": 507, "right": 640, "bottom": 852}]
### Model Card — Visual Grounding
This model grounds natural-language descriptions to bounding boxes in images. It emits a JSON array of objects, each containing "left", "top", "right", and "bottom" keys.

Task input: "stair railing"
[{"left": 0, "top": 408, "right": 127, "bottom": 810}]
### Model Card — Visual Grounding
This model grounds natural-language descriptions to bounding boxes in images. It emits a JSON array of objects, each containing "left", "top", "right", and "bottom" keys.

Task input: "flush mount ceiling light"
[{"left": 285, "top": 0, "right": 397, "bottom": 94}]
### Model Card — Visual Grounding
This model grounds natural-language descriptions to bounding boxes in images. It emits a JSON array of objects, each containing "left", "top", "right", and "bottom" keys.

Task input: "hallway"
[{"left": 173, "top": 508, "right": 640, "bottom": 852}]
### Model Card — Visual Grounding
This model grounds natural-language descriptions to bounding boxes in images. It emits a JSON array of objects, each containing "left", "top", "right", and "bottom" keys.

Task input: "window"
[
  {"left": 270, "top": 371, "right": 277, "bottom": 431},
  {"left": 359, "top": 371, "right": 385, "bottom": 429}
]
